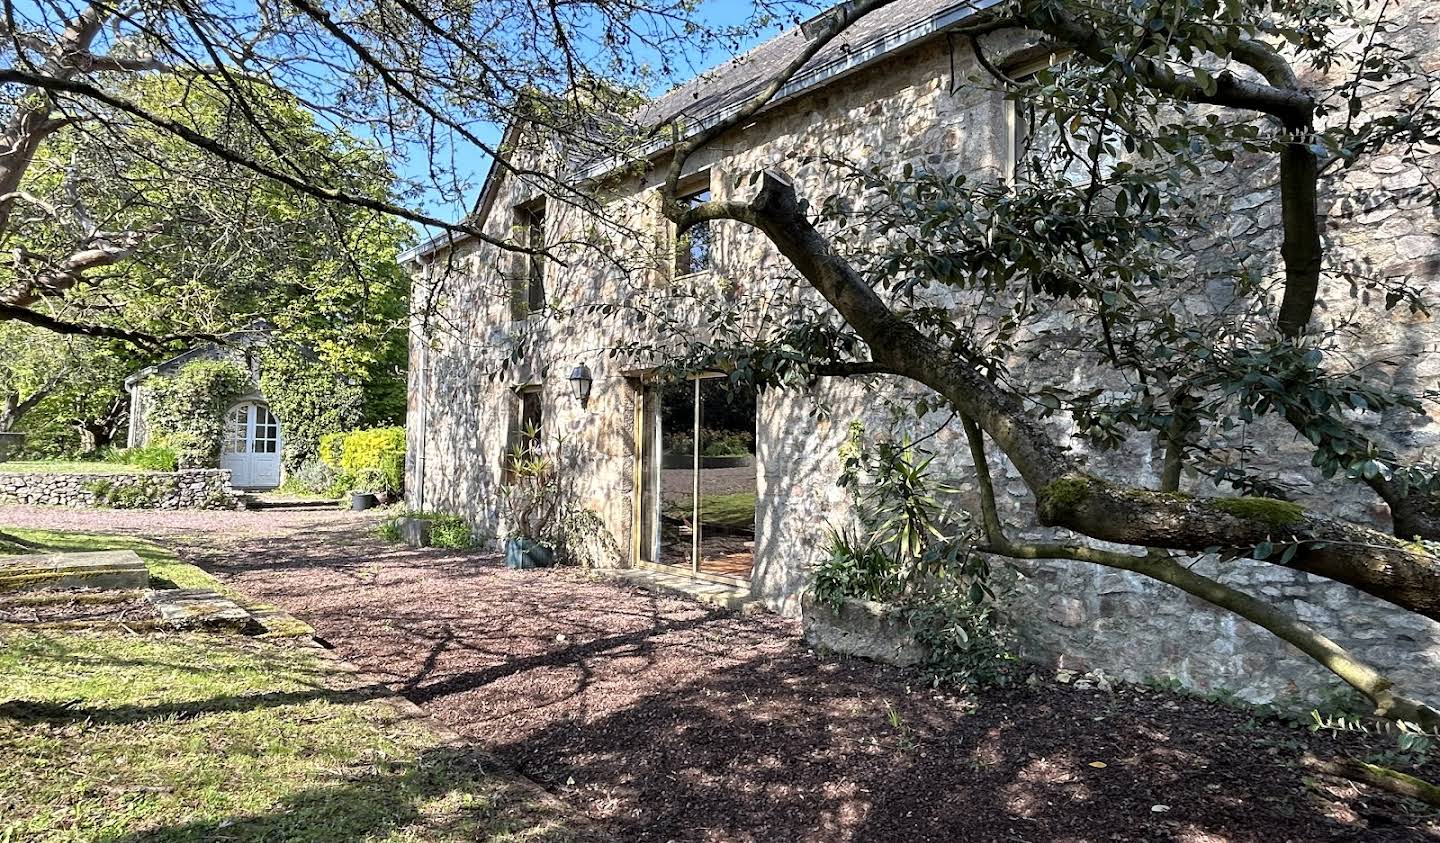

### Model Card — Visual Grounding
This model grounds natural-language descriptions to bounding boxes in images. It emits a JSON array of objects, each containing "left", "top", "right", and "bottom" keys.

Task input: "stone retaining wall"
[{"left": 0, "top": 469, "right": 241, "bottom": 510}]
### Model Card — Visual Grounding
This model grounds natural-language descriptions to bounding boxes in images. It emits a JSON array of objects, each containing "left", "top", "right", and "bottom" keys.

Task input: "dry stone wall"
[
  {"left": 0, "top": 469, "right": 241, "bottom": 510},
  {"left": 408, "top": 14, "right": 1440, "bottom": 709}
]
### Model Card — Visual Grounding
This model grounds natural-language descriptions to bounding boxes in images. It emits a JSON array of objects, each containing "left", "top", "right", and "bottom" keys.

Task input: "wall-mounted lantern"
[{"left": 568, "top": 362, "right": 593, "bottom": 408}]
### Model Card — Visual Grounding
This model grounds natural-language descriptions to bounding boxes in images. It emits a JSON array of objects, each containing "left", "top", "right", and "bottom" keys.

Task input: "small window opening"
[
  {"left": 514, "top": 201, "right": 547, "bottom": 316},
  {"left": 504, "top": 385, "right": 544, "bottom": 484},
  {"left": 674, "top": 187, "right": 712, "bottom": 277},
  {"left": 519, "top": 387, "right": 543, "bottom": 454}
]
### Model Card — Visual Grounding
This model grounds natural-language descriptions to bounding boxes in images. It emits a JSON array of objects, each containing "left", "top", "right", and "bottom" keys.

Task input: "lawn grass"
[
  {"left": 0, "top": 527, "right": 226, "bottom": 592},
  {"left": 0, "top": 525, "right": 582, "bottom": 842},
  {"left": 0, "top": 630, "right": 580, "bottom": 842},
  {"left": 0, "top": 460, "right": 153, "bottom": 475},
  {"left": 667, "top": 491, "right": 756, "bottom": 531}
]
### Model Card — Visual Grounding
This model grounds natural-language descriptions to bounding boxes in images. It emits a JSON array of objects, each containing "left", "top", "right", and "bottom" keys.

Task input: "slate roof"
[
  {"left": 635, "top": 0, "right": 977, "bottom": 129},
  {"left": 402, "top": 0, "right": 998, "bottom": 262}
]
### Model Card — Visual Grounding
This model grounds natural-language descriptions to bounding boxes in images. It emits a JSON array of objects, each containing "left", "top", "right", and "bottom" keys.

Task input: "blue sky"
[{"left": 396, "top": 1, "right": 797, "bottom": 228}]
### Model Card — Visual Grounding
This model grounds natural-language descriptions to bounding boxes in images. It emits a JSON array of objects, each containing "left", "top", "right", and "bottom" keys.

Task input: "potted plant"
[
  {"left": 348, "top": 467, "right": 388, "bottom": 511},
  {"left": 498, "top": 435, "right": 560, "bottom": 568}
]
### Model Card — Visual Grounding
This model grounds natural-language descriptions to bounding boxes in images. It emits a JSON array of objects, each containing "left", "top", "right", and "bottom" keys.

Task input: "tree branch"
[
  {"left": 0, "top": 67, "right": 540, "bottom": 256},
  {"left": 704, "top": 168, "right": 1440, "bottom": 622},
  {"left": 960, "top": 414, "right": 1440, "bottom": 728},
  {"left": 0, "top": 301, "right": 205, "bottom": 349}
]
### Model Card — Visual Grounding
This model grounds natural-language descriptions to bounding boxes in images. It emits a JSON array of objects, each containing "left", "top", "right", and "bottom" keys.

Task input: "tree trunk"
[
  {"left": 74, "top": 394, "right": 125, "bottom": 453},
  {"left": 728, "top": 170, "right": 1440, "bottom": 622}
]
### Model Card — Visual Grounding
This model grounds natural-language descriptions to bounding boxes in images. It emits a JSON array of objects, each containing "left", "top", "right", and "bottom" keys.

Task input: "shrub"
[
  {"left": 701, "top": 429, "right": 754, "bottom": 457},
  {"left": 907, "top": 583, "right": 1015, "bottom": 689},
  {"left": 376, "top": 510, "right": 474, "bottom": 549},
  {"left": 428, "top": 515, "right": 472, "bottom": 549},
  {"left": 663, "top": 427, "right": 754, "bottom": 457},
  {"left": 278, "top": 459, "right": 337, "bottom": 496},
  {"left": 375, "top": 519, "right": 402, "bottom": 542},
  {"left": 812, "top": 528, "right": 903, "bottom": 609},
  {"left": 123, "top": 445, "right": 179, "bottom": 472},
  {"left": 319, "top": 431, "right": 346, "bottom": 467},
  {"left": 319, "top": 426, "right": 405, "bottom": 494},
  {"left": 814, "top": 422, "right": 1013, "bottom": 689},
  {"left": 348, "top": 467, "right": 391, "bottom": 494}
]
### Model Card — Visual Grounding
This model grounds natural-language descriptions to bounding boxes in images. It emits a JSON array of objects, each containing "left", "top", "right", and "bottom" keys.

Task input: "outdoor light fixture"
[{"left": 567, "top": 362, "right": 593, "bottom": 407}]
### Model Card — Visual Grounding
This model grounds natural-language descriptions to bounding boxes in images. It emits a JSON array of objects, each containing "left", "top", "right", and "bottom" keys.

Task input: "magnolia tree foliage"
[{"left": 630, "top": 0, "right": 1440, "bottom": 726}]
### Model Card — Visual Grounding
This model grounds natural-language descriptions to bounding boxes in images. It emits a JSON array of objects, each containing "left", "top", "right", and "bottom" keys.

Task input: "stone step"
[
  {"left": 147, "top": 588, "right": 255, "bottom": 632},
  {"left": 0, "top": 551, "right": 149, "bottom": 593},
  {"left": 243, "top": 603, "right": 316, "bottom": 639},
  {"left": 606, "top": 568, "right": 761, "bottom": 613}
]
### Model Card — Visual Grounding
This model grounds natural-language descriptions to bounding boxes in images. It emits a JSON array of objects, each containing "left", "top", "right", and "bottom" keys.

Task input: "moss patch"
[
  {"left": 1212, "top": 496, "right": 1306, "bottom": 527},
  {"left": 1038, "top": 476, "right": 1096, "bottom": 513}
]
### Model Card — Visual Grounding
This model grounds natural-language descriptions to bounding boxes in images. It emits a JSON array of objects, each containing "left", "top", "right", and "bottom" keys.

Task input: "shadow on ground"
[{"left": 3, "top": 504, "right": 1437, "bottom": 842}]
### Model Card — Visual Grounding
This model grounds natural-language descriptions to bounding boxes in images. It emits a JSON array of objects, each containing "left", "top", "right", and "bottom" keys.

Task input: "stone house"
[
  {"left": 125, "top": 329, "right": 284, "bottom": 490},
  {"left": 401, "top": 1, "right": 1440, "bottom": 705}
]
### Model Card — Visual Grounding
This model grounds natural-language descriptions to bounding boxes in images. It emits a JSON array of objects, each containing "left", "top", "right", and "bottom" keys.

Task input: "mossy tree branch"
[{"left": 960, "top": 415, "right": 1440, "bottom": 730}]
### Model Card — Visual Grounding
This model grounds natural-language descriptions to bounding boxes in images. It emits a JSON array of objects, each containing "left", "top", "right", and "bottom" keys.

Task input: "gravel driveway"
[{"left": 3, "top": 503, "right": 1436, "bottom": 842}]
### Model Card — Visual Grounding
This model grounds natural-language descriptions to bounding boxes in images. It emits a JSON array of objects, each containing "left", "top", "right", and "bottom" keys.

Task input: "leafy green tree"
[
  {"left": 640, "top": 0, "right": 1440, "bottom": 727},
  {"left": 0, "top": 73, "right": 411, "bottom": 449},
  {"left": 0, "top": 323, "right": 140, "bottom": 452}
]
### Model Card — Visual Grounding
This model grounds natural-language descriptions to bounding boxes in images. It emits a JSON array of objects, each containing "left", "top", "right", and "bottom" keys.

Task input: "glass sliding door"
[
  {"left": 657, "top": 380, "right": 697, "bottom": 570},
  {"left": 637, "top": 374, "right": 757, "bottom": 580}
]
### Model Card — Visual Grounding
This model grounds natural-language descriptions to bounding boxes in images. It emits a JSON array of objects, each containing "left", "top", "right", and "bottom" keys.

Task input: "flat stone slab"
[
  {"left": 244, "top": 603, "right": 316, "bottom": 639},
  {"left": 147, "top": 589, "right": 254, "bottom": 631},
  {"left": 0, "top": 551, "right": 149, "bottom": 593},
  {"left": 608, "top": 568, "right": 759, "bottom": 613}
]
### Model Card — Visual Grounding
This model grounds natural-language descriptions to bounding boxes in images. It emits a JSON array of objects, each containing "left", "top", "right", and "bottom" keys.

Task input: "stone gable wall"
[
  {"left": 0, "top": 469, "right": 242, "bottom": 510},
  {"left": 408, "top": 10, "right": 1440, "bottom": 708}
]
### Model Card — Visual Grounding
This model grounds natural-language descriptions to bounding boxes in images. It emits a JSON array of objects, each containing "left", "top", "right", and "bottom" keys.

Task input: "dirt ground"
[{"left": 3, "top": 502, "right": 1437, "bottom": 842}]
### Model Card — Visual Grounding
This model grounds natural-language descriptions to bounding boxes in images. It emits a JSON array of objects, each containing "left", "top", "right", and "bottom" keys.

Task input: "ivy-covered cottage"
[
  {"left": 402, "top": 1, "right": 1440, "bottom": 707},
  {"left": 125, "top": 329, "right": 283, "bottom": 490}
]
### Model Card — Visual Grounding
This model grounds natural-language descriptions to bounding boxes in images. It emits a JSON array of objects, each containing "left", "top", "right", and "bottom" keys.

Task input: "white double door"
[{"left": 220, "top": 401, "right": 282, "bottom": 489}]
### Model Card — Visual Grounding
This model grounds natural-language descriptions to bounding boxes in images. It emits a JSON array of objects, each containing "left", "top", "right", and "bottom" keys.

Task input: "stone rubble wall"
[
  {"left": 0, "top": 469, "right": 242, "bottom": 510},
  {"left": 407, "top": 8, "right": 1440, "bottom": 709}
]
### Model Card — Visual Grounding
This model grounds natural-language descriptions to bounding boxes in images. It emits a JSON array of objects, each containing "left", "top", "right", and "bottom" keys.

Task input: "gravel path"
[{"left": 4, "top": 503, "right": 1437, "bottom": 842}]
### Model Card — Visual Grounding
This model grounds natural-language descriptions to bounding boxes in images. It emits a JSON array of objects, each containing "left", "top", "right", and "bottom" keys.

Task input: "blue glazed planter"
[{"left": 504, "top": 537, "right": 554, "bottom": 569}]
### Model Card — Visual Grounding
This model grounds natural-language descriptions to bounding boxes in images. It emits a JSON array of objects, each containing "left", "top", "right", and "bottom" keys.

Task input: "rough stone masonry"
[{"left": 0, "top": 469, "right": 241, "bottom": 510}]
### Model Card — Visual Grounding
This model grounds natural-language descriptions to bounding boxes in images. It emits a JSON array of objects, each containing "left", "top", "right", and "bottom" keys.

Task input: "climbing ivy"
[
  {"left": 259, "top": 347, "right": 365, "bottom": 470},
  {"left": 144, "top": 360, "right": 251, "bottom": 468}
]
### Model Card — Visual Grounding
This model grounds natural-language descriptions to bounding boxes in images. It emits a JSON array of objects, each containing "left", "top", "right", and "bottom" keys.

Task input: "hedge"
[{"left": 319, "top": 426, "right": 405, "bottom": 493}]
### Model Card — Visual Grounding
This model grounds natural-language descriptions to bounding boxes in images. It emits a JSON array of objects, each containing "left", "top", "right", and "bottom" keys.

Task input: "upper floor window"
[
  {"left": 514, "top": 199, "right": 546, "bottom": 317},
  {"left": 674, "top": 184, "right": 712, "bottom": 277}
]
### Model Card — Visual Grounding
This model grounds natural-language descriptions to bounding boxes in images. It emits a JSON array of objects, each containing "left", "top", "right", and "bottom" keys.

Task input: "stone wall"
[
  {"left": 406, "top": 8, "right": 1440, "bottom": 709},
  {"left": 0, "top": 469, "right": 242, "bottom": 510}
]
